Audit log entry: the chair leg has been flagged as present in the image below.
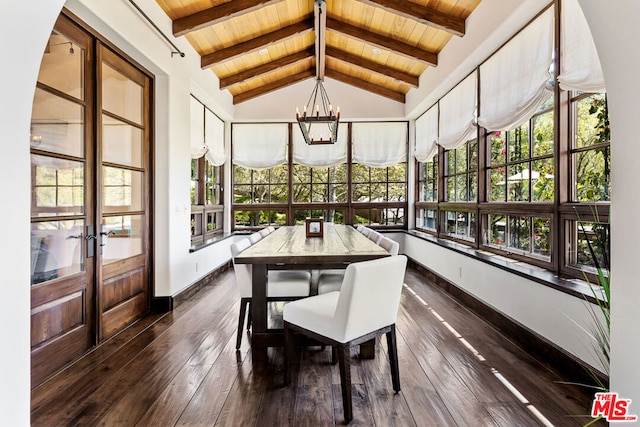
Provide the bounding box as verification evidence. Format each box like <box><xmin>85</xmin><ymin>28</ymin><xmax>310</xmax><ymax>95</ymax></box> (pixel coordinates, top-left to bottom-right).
<box><xmin>331</xmin><ymin>346</ymin><xmax>337</xmax><ymax>365</ymax></box>
<box><xmin>283</xmin><ymin>322</ymin><xmax>293</xmax><ymax>386</ymax></box>
<box><xmin>246</xmin><ymin>300</ymin><xmax>252</xmax><ymax>330</ymax></box>
<box><xmin>236</xmin><ymin>298</ymin><xmax>249</xmax><ymax>350</ymax></box>
<box><xmin>386</xmin><ymin>325</ymin><xmax>401</xmax><ymax>392</ymax></box>
<box><xmin>337</xmin><ymin>343</ymin><xmax>353</xmax><ymax>423</ymax></box>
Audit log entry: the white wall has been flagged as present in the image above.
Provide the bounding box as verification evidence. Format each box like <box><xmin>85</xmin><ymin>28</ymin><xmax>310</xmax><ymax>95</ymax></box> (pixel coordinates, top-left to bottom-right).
<box><xmin>580</xmin><ymin>0</ymin><xmax>640</xmax><ymax>412</ymax></box>
<box><xmin>0</xmin><ymin>2</ymin><xmax>65</xmax><ymax>424</ymax></box>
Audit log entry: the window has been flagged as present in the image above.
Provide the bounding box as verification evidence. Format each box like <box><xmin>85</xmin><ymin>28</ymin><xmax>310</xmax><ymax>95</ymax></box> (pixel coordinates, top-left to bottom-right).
<box><xmin>413</xmin><ymin>4</ymin><xmax>610</xmax><ymax>281</ymax></box>
<box><xmin>488</xmin><ymin>98</ymin><xmax>555</xmax><ymax>203</ymax></box>
<box><xmin>190</xmin><ymin>96</ymin><xmax>224</xmax><ymax>245</ymax></box>
<box><xmin>445</xmin><ymin>139</ymin><xmax>478</xmax><ymax>202</ymax></box>
<box><xmin>231</xmin><ymin>122</ymin><xmax>408</xmax><ymax>230</ymax></box>
<box><xmin>191</xmin><ymin>157</ymin><xmax>223</xmax><ymax>243</ymax></box>
<box><xmin>233</xmin><ymin>164</ymin><xmax>288</xmax><ymax>229</ymax></box>
<box><xmin>416</xmin><ymin>157</ymin><xmax>438</xmax><ymax>231</ymax></box>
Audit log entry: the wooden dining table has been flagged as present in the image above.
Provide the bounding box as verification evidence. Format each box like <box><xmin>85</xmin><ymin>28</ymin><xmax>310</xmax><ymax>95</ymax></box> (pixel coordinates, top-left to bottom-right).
<box><xmin>233</xmin><ymin>224</ymin><xmax>391</xmax><ymax>361</ymax></box>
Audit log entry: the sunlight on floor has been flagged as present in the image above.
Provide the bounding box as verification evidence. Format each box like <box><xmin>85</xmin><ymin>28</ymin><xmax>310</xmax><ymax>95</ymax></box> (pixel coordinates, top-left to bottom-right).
<box><xmin>402</xmin><ymin>283</ymin><xmax>555</xmax><ymax>427</ymax></box>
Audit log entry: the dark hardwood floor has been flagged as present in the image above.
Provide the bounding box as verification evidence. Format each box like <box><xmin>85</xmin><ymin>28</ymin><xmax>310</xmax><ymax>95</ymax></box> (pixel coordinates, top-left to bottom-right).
<box><xmin>31</xmin><ymin>267</ymin><xmax>603</xmax><ymax>426</ymax></box>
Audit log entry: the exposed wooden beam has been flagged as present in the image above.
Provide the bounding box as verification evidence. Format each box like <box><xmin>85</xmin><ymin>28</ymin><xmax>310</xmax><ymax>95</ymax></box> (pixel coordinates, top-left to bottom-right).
<box><xmin>201</xmin><ymin>16</ymin><xmax>314</xmax><ymax>69</ymax></box>
<box><xmin>314</xmin><ymin>0</ymin><xmax>327</xmax><ymax>80</ymax></box>
<box><xmin>233</xmin><ymin>68</ymin><xmax>316</xmax><ymax>104</ymax></box>
<box><xmin>356</xmin><ymin>0</ymin><xmax>465</xmax><ymax>37</ymax></box>
<box><xmin>326</xmin><ymin>17</ymin><xmax>438</xmax><ymax>66</ymax></box>
<box><xmin>173</xmin><ymin>0</ymin><xmax>285</xmax><ymax>37</ymax></box>
<box><xmin>325</xmin><ymin>68</ymin><xmax>406</xmax><ymax>103</ymax></box>
<box><xmin>220</xmin><ymin>48</ymin><xmax>315</xmax><ymax>89</ymax></box>
<box><xmin>325</xmin><ymin>46</ymin><xmax>419</xmax><ymax>88</ymax></box>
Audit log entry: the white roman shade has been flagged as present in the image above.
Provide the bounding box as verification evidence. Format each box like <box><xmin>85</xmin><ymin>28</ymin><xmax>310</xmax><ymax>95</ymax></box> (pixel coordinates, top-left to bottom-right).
<box><xmin>438</xmin><ymin>73</ymin><xmax>477</xmax><ymax>150</ymax></box>
<box><xmin>558</xmin><ymin>0</ymin><xmax>605</xmax><ymax>93</ymax></box>
<box><xmin>204</xmin><ymin>108</ymin><xmax>225</xmax><ymax>166</ymax></box>
<box><xmin>478</xmin><ymin>8</ymin><xmax>554</xmax><ymax>132</ymax></box>
<box><xmin>414</xmin><ymin>105</ymin><xmax>439</xmax><ymax>162</ymax></box>
<box><xmin>189</xmin><ymin>96</ymin><xmax>206</xmax><ymax>159</ymax></box>
<box><xmin>352</xmin><ymin>122</ymin><xmax>407</xmax><ymax>168</ymax></box>
<box><xmin>292</xmin><ymin>125</ymin><xmax>348</xmax><ymax>168</ymax></box>
<box><xmin>232</xmin><ymin>123</ymin><xmax>288</xmax><ymax>170</ymax></box>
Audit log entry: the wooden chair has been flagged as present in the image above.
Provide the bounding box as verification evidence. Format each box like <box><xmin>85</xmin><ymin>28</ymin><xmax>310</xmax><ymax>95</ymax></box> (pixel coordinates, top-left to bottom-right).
<box><xmin>230</xmin><ymin>237</ymin><xmax>311</xmax><ymax>349</ymax></box>
<box><xmin>283</xmin><ymin>255</ymin><xmax>407</xmax><ymax>423</ymax></box>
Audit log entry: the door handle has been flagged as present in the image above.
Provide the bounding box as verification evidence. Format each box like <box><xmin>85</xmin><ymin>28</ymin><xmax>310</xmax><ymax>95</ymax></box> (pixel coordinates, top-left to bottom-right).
<box><xmin>86</xmin><ymin>225</ymin><xmax>96</xmax><ymax>258</ymax></box>
<box><xmin>99</xmin><ymin>230</ymin><xmax>115</xmax><ymax>247</ymax></box>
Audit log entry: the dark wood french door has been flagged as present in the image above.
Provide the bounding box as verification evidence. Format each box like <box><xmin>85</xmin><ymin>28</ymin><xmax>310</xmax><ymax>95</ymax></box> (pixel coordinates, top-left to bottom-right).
<box><xmin>30</xmin><ymin>14</ymin><xmax>152</xmax><ymax>388</ymax></box>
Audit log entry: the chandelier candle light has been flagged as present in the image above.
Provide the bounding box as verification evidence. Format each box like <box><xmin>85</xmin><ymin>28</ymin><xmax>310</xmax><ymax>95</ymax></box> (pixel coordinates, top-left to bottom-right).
<box><xmin>296</xmin><ymin>79</ymin><xmax>340</xmax><ymax>145</ymax></box>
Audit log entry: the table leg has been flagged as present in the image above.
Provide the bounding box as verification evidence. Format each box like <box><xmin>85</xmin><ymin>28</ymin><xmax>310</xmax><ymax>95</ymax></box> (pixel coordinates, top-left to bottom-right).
<box><xmin>251</xmin><ymin>264</ymin><xmax>268</xmax><ymax>362</ymax></box>
<box><xmin>359</xmin><ymin>338</ymin><xmax>376</xmax><ymax>359</ymax></box>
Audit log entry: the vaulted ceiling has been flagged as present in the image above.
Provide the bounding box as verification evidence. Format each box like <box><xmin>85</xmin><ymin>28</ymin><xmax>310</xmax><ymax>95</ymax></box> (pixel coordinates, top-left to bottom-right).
<box><xmin>155</xmin><ymin>0</ymin><xmax>482</xmax><ymax>104</ymax></box>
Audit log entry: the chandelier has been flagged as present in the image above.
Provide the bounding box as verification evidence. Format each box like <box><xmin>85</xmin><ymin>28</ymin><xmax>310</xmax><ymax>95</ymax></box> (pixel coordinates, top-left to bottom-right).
<box><xmin>295</xmin><ymin>0</ymin><xmax>339</xmax><ymax>145</ymax></box>
<box><xmin>296</xmin><ymin>79</ymin><xmax>340</xmax><ymax>145</ymax></box>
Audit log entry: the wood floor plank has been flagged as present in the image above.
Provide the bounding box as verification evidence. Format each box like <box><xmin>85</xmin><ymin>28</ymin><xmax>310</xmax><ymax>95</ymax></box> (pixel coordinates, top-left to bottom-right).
<box><xmin>293</xmin><ymin>347</ymin><xmax>336</xmax><ymax>426</ymax></box>
<box><xmin>135</xmin><ymin>364</ymin><xmax>213</xmax><ymax>427</ymax></box>
<box><xmin>356</xmin><ymin>339</ymin><xmax>417</xmax><ymax>427</ymax></box>
<box><xmin>253</xmin><ymin>349</ymin><xmax>299</xmax><ymax>427</ymax></box>
<box><xmin>175</xmin><ymin>338</ymin><xmax>244</xmax><ymax>426</ymax></box>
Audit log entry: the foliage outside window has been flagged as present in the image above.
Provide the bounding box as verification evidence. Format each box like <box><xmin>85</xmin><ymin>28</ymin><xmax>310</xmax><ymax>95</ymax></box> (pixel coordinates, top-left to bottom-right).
<box><xmin>445</xmin><ymin>140</ymin><xmax>478</xmax><ymax>202</ymax></box>
<box><xmin>572</xmin><ymin>93</ymin><xmax>611</xmax><ymax>202</ymax></box>
<box><xmin>488</xmin><ymin>98</ymin><xmax>555</xmax><ymax>203</ymax></box>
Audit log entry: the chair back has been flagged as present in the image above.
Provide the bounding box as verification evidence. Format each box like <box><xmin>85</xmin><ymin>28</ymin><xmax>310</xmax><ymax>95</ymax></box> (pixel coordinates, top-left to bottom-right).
<box><xmin>357</xmin><ymin>225</ymin><xmax>371</xmax><ymax>237</ymax></box>
<box><xmin>248</xmin><ymin>232</ymin><xmax>263</xmax><ymax>244</ymax></box>
<box><xmin>333</xmin><ymin>255</ymin><xmax>407</xmax><ymax>342</ymax></box>
<box><xmin>379</xmin><ymin>237</ymin><xmax>399</xmax><ymax>256</ymax></box>
<box><xmin>367</xmin><ymin>230</ymin><xmax>383</xmax><ymax>245</ymax></box>
<box><xmin>259</xmin><ymin>228</ymin><xmax>271</xmax><ymax>238</ymax></box>
<box><xmin>230</xmin><ymin>237</ymin><xmax>253</xmax><ymax>298</ymax></box>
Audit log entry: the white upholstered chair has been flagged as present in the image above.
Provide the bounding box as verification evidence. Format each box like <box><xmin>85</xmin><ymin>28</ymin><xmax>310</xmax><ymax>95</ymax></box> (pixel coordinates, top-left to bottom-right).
<box><xmin>317</xmin><ymin>235</ymin><xmax>400</xmax><ymax>295</ymax></box>
<box><xmin>267</xmin><ymin>225</ymin><xmax>276</xmax><ymax>233</ymax></box>
<box><xmin>248</xmin><ymin>232</ymin><xmax>262</xmax><ymax>244</ymax></box>
<box><xmin>230</xmin><ymin>237</ymin><xmax>311</xmax><ymax>349</ymax></box>
<box><xmin>367</xmin><ymin>229</ymin><xmax>383</xmax><ymax>245</ymax></box>
<box><xmin>258</xmin><ymin>227</ymin><xmax>271</xmax><ymax>238</ymax></box>
<box><xmin>283</xmin><ymin>255</ymin><xmax>408</xmax><ymax>423</ymax></box>
<box><xmin>378</xmin><ymin>236</ymin><xmax>400</xmax><ymax>256</ymax></box>
<box><xmin>356</xmin><ymin>225</ymin><xmax>371</xmax><ymax>237</ymax></box>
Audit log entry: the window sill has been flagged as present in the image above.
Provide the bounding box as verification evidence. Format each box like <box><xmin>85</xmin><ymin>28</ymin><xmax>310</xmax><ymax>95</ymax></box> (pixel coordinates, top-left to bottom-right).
<box><xmin>404</xmin><ymin>229</ymin><xmax>604</xmax><ymax>303</ymax></box>
<box><xmin>189</xmin><ymin>231</ymin><xmax>250</xmax><ymax>252</ymax></box>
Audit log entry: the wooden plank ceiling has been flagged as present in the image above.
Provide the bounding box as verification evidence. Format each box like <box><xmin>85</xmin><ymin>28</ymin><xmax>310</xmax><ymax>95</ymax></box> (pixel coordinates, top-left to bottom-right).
<box><xmin>155</xmin><ymin>0</ymin><xmax>482</xmax><ymax>104</ymax></box>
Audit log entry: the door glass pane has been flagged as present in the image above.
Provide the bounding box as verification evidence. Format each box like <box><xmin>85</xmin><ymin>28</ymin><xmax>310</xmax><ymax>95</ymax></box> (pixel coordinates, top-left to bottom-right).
<box><xmin>102</xmin><ymin>167</ymin><xmax>143</xmax><ymax>213</ymax></box>
<box><xmin>102</xmin><ymin>63</ymin><xmax>142</xmax><ymax>125</ymax></box>
<box><xmin>31</xmin><ymin>220</ymin><xmax>84</xmax><ymax>285</ymax></box>
<box><xmin>32</xmin><ymin>155</ymin><xmax>84</xmax><ymax>217</ymax></box>
<box><xmin>38</xmin><ymin>32</ymin><xmax>84</xmax><ymax>100</ymax></box>
<box><xmin>102</xmin><ymin>215</ymin><xmax>143</xmax><ymax>264</ymax></box>
<box><xmin>102</xmin><ymin>115</ymin><xmax>143</xmax><ymax>168</ymax></box>
<box><xmin>31</xmin><ymin>88</ymin><xmax>84</xmax><ymax>157</ymax></box>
